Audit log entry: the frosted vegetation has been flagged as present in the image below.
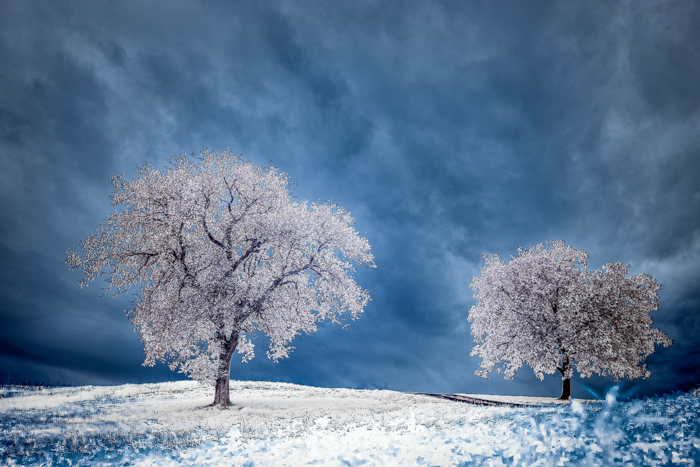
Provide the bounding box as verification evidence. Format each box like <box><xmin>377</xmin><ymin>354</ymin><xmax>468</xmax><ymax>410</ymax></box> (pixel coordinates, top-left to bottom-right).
<box><xmin>469</xmin><ymin>240</ymin><xmax>672</xmax><ymax>400</ymax></box>
<box><xmin>2</xmin><ymin>381</ymin><xmax>700</xmax><ymax>466</ymax></box>
<box><xmin>66</xmin><ymin>150</ymin><xmax>374</xmax><ymax>407</ymax></box>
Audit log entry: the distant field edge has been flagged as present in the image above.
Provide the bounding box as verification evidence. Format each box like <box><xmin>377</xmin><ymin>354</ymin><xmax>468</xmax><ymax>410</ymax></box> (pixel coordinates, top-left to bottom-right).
<box><xmin>415</xmin><ymin>393</ymin><xmax>602</xmax><ymax>407</ymax></box>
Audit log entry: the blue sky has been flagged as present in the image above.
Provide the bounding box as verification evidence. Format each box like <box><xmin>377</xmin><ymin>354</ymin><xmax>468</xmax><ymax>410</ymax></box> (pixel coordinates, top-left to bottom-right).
<box><xmin>1</xmin><ymin>0</ymin><xmax>699</xmax><ymax>399</ymax></box>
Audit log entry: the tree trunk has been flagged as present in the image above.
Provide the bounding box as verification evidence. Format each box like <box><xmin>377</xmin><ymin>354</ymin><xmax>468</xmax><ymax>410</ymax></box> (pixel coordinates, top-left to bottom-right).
<box><xmin>213</xmin><ymin>362</ymin><xmax>232</xmax><ymax>407</ymax></box>
<box><xmin>559</xmin><ymin>377</ymin><xmax>571</xmax><ymax>401</ymax></box>
<box><xmin>212</xmin><ymin>331</ymin><xmax>238</xmax><ymax>408</ymax></box>
<box><xmin>557</xmin><ymin>349</ymin><xmax>571</xmax><ymax>401</ymax></box>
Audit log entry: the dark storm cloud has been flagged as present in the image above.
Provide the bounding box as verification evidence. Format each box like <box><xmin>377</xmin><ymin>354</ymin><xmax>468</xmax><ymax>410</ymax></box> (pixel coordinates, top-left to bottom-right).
<box><xmin>1</xmin><ymin>0</ymin><xmax>698</xmax><ymax>397</ymax></box>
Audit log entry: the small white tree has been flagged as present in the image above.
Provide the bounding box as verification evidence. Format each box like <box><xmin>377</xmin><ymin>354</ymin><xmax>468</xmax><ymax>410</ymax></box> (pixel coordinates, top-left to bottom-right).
<box><xmin>468</xmin><ymin>240</ymin><xmax>672</xmax><ymax>400</ymax></box>
<box><xmin>66</xmin><ymin>149</ymin><xmax>375</xmax><ymax>407</ymax></box>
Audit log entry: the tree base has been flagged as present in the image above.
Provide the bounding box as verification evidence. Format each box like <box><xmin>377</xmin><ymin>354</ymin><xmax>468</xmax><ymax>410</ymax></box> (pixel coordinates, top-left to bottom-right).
<box><xmin>558</xmin><ymin>377</ymin><xmax>571</xmax><ymax>400</ymax></box>
<box><xmin>204</xmin><ymin>402</ymin><xmax>231</xmax><ymax>409</ymax></box>
<box><xmin>213</xmin><ymin>374</ymin><xmax>232</xmax><ymax>408</ymax></box>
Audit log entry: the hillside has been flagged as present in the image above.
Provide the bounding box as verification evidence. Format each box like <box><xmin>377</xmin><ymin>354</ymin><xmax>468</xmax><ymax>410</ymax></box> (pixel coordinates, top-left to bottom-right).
<box><xmin>1</xmin><ymin>381</ymin><xmax>698</xmax><ymax>465</ymax></box>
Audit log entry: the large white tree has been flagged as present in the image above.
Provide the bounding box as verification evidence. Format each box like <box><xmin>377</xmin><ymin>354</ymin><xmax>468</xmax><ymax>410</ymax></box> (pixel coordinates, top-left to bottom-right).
<box><xmin>468</xmin><ymin>240</ymin><xmax>672</xmax><ymax>400</ymax></box>
<box><xmin>66</xmin><ymin>149</ymin><xmax>375</xmax><ymax>407</ymax></box>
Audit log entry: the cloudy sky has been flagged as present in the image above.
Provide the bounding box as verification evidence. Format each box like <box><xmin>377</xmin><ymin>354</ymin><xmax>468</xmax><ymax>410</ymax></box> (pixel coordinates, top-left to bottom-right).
<box><xmin>1</xmin><ymin>0</ymin><xmax>699</xmax><ymax>399</ymax></box>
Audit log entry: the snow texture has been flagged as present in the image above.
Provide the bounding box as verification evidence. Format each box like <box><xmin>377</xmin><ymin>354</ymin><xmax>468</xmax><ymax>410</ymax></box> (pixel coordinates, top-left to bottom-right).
<box><xmin>2</xmin><ymin>381</ymin><xmax>700</xmax><ymax>466</ymax></box>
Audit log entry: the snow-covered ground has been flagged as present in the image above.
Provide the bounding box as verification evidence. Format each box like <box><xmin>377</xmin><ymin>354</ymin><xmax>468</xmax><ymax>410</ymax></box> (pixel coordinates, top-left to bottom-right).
<box><xmin>456</xmin><ymin>394</ymin><xmax>581</xmax><ymax>405</ymax></box>
<box><xmin>1</xmin><ymin>381</ymin><xmax>699</xmax><ymax>466</ymax></box>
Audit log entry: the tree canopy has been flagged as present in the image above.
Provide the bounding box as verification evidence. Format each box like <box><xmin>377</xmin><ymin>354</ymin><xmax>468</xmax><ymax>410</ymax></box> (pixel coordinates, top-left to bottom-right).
<box><xmin>468</xmin><ymin>240</ymin><xmax>672</xmax><ymax>399</ymax></box>
<box><xmin>67</xmin><ymin>149</ymin><xmax>375</xmax><ymax>406</ymax></box>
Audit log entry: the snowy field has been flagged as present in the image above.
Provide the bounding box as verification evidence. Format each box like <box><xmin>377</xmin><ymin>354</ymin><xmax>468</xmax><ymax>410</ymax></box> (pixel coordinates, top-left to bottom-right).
<box><xmin>1</xmin><ymin>381</ymin><xmax>699</xmax><ymax>466</ymax></box>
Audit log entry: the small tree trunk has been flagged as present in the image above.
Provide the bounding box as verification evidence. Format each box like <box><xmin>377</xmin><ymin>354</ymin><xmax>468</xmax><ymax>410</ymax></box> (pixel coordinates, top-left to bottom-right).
<box><xmin>212</xmin><ymin>331</ymin><xmax>238</xmax><ymax>408</ymax></box>
<box><xmin>557</xmin><ymin>349</ymin><xmax>571</xmax><ymax>401</ymax></box>
<box><xmin>559</xmin><ymin>377</ymin><xmax>571</xmax><ymax>400</ymax></box>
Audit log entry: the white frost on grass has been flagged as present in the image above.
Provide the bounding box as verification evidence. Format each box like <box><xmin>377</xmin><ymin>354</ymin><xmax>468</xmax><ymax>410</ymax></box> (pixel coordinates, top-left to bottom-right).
<box><xmin>1</xmin><ymin>381</ymin><xmax>492</xmax><ymax>459</ymax></box>
<box><xmin>2</xmin><ymin>381</ymin><xmax>700</xmax><ymax>466</ymax></box>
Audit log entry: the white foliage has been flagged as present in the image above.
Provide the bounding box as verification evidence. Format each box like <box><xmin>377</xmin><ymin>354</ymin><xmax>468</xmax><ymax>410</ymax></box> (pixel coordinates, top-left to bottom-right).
<box><xmin>67</xmin><ymin>149</ymin><xmax>375</xmax><ymax>384</ymax></box>
<box><xmin>468</xmin><ymin>240</ymin><xmax>672</xmax><ymax>383</ymax></box>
